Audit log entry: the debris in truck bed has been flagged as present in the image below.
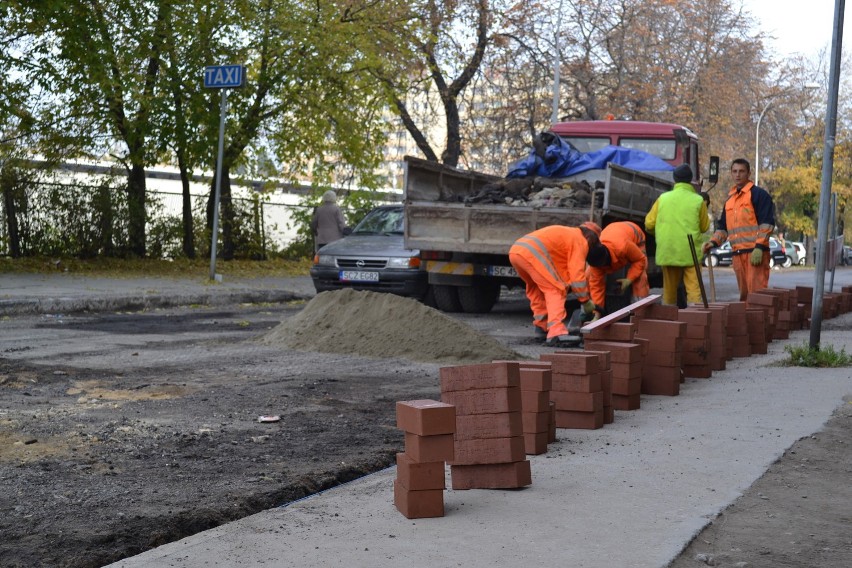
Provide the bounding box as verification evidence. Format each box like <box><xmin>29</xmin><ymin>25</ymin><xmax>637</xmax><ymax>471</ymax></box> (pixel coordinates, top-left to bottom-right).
<box><xmin>260</xmin><ymin>289</ymin><xmax>523</xmax><ymax>364</ymax></box>
<box><xmin>459</xmin><ymin>177</ymin><xmax>601</xmax><ymax>208</ymax></box>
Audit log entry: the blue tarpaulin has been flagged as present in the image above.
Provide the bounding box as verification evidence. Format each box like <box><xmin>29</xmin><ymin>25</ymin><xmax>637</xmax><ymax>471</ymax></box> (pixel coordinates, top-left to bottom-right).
<box><xmin>507</xmin><ymin>133</ymin><xmax>674</xmax><ymax>179</ymax></box>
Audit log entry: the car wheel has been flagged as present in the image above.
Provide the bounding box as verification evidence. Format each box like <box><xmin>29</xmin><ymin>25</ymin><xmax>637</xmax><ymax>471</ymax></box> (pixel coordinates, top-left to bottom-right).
<box><xmin>457</xmin><ymin>282</ymin><xmax>501</xmax><ymax>313</ymax></box>
<box><xmin>710</xmin><ymin>255</ymin><xmax>719</xmax><ymax>267</ymax></box>
<box><xmin>431</xmin><ymin>284</ymin><xmax>463</xmax><ymax>312</ymax></box>
<box><xmin>769</xmin><ymin>257</ymin><xmax>775</xmax><ymax>268</ymax></box>
<box><xmin>783</xmin><ymin>255</ymin><xmax>793</xmax><ymax>268</ymax></box>
<box><xmin>799</xmin><ymin>258</ymin><xmax>806</xmax><ymax>266</ymax></box>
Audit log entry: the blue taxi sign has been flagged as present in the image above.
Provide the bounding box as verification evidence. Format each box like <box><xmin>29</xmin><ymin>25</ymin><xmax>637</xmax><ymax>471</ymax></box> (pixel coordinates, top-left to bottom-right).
<box><xmin>203</xmin><ymin>65</ymin><xmax>245</xmax><ymax>89</ymax></box>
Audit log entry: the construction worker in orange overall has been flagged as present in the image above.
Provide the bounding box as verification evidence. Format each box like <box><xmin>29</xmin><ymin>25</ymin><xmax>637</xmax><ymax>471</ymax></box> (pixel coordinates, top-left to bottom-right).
<box><xmin>586</xmin><ymin>221</ymin><xmax>650</xmax><ymax>312</ymax></box>
<box><xmin>702</xmin><ymin>158</ymin><xmax>775</xmax><ymax>300</ymax></box>
<box><xmin>509</xmin><ymin>221</ymin><xmax>601</xmax><ymax>346</ymax></box>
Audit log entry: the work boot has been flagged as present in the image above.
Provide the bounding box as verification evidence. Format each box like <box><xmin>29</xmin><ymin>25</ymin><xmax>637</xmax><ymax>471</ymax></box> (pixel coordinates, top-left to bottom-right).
<box><xmin>534</xmin><ymin>327</ymin><xmax>547</xmax><ymax>342</ymax></box>
<box><xmin>545</xmin><ymin>334</ymin><xmax>582</xmax><ymax>347</ymax></box>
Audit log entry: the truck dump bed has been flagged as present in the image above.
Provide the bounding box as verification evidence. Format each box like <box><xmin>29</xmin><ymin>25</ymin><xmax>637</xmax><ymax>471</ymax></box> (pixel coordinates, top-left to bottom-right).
<box><xmin>403</xmin><ymin>156</ymin><xmax>672</xmax><ymax>255</ymax></box>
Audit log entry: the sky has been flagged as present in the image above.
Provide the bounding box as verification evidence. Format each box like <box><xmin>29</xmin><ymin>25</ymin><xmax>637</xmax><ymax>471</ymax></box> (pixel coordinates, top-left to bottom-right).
<box><xmin>741</xmin><ymin>0</ymin><xmax>847</xmax><ymax>58</ymax></box>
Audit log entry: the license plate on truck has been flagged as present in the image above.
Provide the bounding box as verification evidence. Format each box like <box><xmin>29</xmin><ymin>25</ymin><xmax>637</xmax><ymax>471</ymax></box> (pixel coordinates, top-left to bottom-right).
<box><xmin>339</xmin><ymin>271</ymin><xmax>379</xmax><ymax>282</ymax></box>
<box><xmin>488</xmin><ymin>266</ymin><xmax>517</xmax><ymax>277</ymax></box>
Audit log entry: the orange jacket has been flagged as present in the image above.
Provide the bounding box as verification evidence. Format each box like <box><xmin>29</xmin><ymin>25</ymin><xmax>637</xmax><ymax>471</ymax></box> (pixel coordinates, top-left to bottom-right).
<box><xmin>587</xmin><ymin>222</ymin><xmax>647</xmax><ymax>306</ymax></box>
<box><xmin>509</xmin><ymin>225</ymin><xmax>590</xmax><ymax>303</ymax></box>
<box><xmin>710</xmin><ymin>182</ymin><xmax>775</xmax><ymax>253</ymax></box>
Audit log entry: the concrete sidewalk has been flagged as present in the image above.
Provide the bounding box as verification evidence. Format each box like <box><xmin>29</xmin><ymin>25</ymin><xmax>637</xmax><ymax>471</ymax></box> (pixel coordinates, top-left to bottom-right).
<box><xmin>0</xmin><ymin>272</ymin><xmax>315</xmax><ymax>316</ymax></box>
<box><xmin>104</xmin><ymin>330</ymin><xmax>852</xmax><ymax>567</ymax></box>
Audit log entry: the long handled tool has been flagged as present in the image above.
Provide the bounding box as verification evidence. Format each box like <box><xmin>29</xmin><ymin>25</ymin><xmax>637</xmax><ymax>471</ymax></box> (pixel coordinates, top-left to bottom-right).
<box><xmin>706</xmin><ymin>251</ymin><xmax>716</xmax><ymax>302</ymax></box>
<box><xmin>687</xmin><ymin>234</ymin><xmax>708</xmax><ymax>308</ymax></box>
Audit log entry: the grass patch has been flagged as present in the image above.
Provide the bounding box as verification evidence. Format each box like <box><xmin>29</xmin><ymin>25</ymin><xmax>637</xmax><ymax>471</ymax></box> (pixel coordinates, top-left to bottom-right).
<box><xmin>0</xmin><ymin>256</ymin><xmax>312</xmax><ymax>279</ymax></box>
<box><xmin>782</xmin><ymin>342</ymin><xmax>852</xmax><ymax>367</ymax></box>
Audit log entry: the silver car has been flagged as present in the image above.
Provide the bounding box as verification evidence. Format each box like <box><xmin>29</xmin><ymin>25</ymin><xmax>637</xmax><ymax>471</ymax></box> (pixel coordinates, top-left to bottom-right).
<box><xmin>310</xmin><ymin>205</ymin><xmax>429</xmax><ymax>299</ymax></box>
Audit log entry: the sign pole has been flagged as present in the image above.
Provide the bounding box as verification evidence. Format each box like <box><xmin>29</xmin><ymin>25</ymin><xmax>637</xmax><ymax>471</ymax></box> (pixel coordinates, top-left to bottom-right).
<box><xmin>209</xmin><ymin>88</ymin><xmax>227</xmax><ymax>281</ymax></box>
<box><xmin>203</xmin><ymin>64</ymin><xmax>245</xmax><ymax>282</ymax></box>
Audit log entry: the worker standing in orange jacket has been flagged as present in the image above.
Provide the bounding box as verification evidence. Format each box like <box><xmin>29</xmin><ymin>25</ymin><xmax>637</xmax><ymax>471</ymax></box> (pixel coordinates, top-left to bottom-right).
<box><xmin>509</xmin><ymin>221</ymin><xmax>602</xmax><ymax>346</ymax></box>
<box><xmin>701</xmin><ymin>158</ymin><xmax>776</xmax><ymax>300</ymax></box>
<box><xmin>586</xmin><ymin>221</ymin><xmax>650</xmax><ymax>312</ymax></box>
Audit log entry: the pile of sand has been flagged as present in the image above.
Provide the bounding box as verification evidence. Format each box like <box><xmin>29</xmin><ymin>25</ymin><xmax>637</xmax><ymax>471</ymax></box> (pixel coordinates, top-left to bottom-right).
<box><xmin>260</xmin><ymin>289</ymin><xmax>523</xmax><ymax>364</ymax></box>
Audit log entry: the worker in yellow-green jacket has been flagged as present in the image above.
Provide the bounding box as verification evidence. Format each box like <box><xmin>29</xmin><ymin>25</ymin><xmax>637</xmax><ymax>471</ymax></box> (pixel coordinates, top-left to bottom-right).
<box><xmin>645</xmin><ymin>164</ymin><xmax>709</xmax><ymax>305</ymax></box>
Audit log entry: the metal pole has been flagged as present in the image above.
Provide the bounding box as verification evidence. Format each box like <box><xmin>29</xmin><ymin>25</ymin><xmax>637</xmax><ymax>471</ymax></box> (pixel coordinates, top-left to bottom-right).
<box><xmin>810</xmin><ymin>0</ymin><xmax>845</xmax><ymax>348</ymax></box>
<box><xmin>754</xmin><ymin>101</ymin><xmax>772</xmax><ymax>186</ymax></box>
<box><xmin>829</xmin><ymin>192</ymin><xmax>838</xmax><ymax>292</ymax></box>
<box><xmin>209</xmin><ymin>89</ymin><xmax>228</xmax><ymax>281</ymax></box>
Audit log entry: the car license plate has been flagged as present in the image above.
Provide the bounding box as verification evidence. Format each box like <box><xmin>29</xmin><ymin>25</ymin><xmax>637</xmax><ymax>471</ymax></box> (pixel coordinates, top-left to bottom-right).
<box><xmin>339</xmin><ymin>270</ymin><xmax>379</xmax><ymax>282</ymax></box>
<box><xmin>489</xmin><ymin>265</ymin><xmax>518</xmax><ymax>277</ymax></box>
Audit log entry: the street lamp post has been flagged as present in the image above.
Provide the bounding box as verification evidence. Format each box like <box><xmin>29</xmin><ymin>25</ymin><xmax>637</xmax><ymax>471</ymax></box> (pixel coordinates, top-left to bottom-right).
<box><xmin>754</xmin><ymin>100</ymin><xmax>774</xmax><ymax>186</ymax></box>
<box><xmin>754</xmin><ymin>85</ymin><xmax>820</xmax><ymax>186</ymax></box>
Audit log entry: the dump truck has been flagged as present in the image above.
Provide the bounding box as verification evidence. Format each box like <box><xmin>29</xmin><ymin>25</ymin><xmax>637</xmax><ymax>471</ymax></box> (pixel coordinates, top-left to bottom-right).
<box><xmin>403</xmin><ymin>120</ymin><xmax>717</xmax><ymax>314</ymax></box>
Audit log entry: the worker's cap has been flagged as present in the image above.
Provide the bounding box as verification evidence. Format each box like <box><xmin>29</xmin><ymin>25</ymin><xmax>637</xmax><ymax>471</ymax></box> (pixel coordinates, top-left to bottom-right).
<box><xmin>580</xmin><ymin>221</ymin><xmax>602</xmax><ymax>237</ymax></box>
<box><xmin>673</xmin><ymin>164</ymin><xmax>693</xmax><ymax>183</ymax></box>
<box><xmin>587</xmin><ymin>244</ymin><xmax>612</xmax><ymax>267</ymax></box>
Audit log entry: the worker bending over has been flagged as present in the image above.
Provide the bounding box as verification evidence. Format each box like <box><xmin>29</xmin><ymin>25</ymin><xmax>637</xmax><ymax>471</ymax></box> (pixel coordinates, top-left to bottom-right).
<box><xmin>702</xmin><ymin>158</ymin><xmax>775</xmax><ymax>300</ymax></box>
<box><xmin>586</xmin><ymin>221</ymin><xmax>650</xmax><ymax>312</ymax></box>
<box><xmin>509</xmin><ymin>222</ymin><xmax>601</xmax><ymax>346</ymax></box>
<box><xmin>645</xmin><ymin>164</ymin><xmax>710</xmax><ymax>305</ymax></box>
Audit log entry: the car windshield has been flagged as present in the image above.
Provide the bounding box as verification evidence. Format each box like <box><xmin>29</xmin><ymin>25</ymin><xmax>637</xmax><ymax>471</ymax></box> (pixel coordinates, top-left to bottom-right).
<box><xmin>352</xmin><ymin>207</ymin><xmax>404</xmax><ymax>236</ymax></box>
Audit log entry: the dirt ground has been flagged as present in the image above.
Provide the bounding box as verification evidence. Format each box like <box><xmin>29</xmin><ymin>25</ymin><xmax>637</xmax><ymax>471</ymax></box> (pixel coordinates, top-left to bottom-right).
<box><xmin>1</xmin><ymin>291</ymin><xmax>850</xmax><ymax>567</ymax></box>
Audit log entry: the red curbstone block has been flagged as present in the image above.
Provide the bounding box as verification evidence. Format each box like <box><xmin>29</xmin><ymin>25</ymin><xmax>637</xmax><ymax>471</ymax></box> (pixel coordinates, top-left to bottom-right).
<box><xmin>394</xmin><ymin>479</ymin><xmax>444</xmax><ymax>519</ymax></box>
<box><xmin>584</xmin><ymin>322</ymin><xmax>637</xmax><ymax>342</ymax></box>
<box><xmin>611</xmin><ymin>377</ymin><xmax>641</xmax><ymax>396</ymax></box>
<box><xmin>612</xmin><ymin>393</ymin><xmax>641</xmax><ymax>411</ymax></box>
<box><xmin>551</xmin><ymin>372</ymin><xmax>602</xmax><ymax>393</ymax></box>
<box><xmin>396</xmin><ymin>453</ymin><xmax>445</xmax><ymax>490</ymax></box>
<box><xmin>396</xmin><ymin>400</ymin><xmax>456</xmax><ymax>436</ymax></box>
<box><xmin>643</xmin><ymin>349</ymin><xmax>682</xmax><ymax>367</ymax></box>
<box><xmin>441</xmin><ymin>387</ymin><xmax>522</xmax><ymax>415</ymax></box>
<box><xmin>682</xmin><ymin>364</ymin><xmax>713</xmax><ymax>378</ymax></box>
<box><xmin>521</xmin><ymin>389</ymin><xmax>551</xmax><ymax>413</ymax></box>
<box><xmin>634</xmin><ymin>303</ymin><xmax>680</xmax><ymax>321</ymax></box>
<box><xmin>551</xmin><ymin>390</ymin><xmax>604</xmax><ymax>412</ymax></box>
<box><xmin>518</xmin><ymin>367</ymin><xmax>552</xmax><ymax>392</ymax></box>
<box><xmin>523</xmin><ymin>432</ymin><xmax>549</xmax><ymax>455</ymax></box>
<box><xmin>583</xmin><ymin>341</ymin><xmax>643</xmax><ymax>363</ymax></box>
<box><xmin>549</xmin><ymin>401</ymin><xmax>557</xmax><ymax>442</ymax></box>
<box><xmin>454</xmin><ymin>412</ymin><xmax>522</xmax><ymax>440</ymax></box>
<box><xmin>604</xmin><ymin>405</ymin><xmax>615</xmax><ymax>424</ymax></box>
<box><xmin>640</xmin><ymin>371</ymin><xmax>680</xmax><ymax>396</ymax></box>
<box><xmin>555</xmin><ymin>409</ymin><xmax>604</xmax><ymax>429</ymax></box>
<box><xmin>633</xmin><ymin>318</ymin><xmax>687</xmax><ymax>338</ymax></box>
<box><xmin>404</xmin><ymin>432</ymin><xmax>455</xmax><ymax>463</ymax></box>
<box><xmin>610</xmin><ymin>361</ymin><xmax>643</xmax><ymax>379</ymax></box>
<box><xmin>578</xmin><ymin>349</ymin><xmax>612</xmax><ymax>370</ymax></box>
<box><xmin>450</xmin><ymin>460</ymin><xmax>532</xmax><ymax>490</ymax></box>
<box><xmin>450</xmin><ymin>435</ymin><xmax>526</xmax><ymax>465</ymax></box>
<box><xmin>539</xmin><ymin>352</ymin><xmax>600</xmax><ymax>374</ymax></box>
<box><xmin>522</xmin><ymin>411</ymin><xmax>551</xmax><ymax>433</ymax></box>
<box><xmin>439</xmin><ymin>362</ymin><xmax>520</xmax><ymax>392</ymax></box>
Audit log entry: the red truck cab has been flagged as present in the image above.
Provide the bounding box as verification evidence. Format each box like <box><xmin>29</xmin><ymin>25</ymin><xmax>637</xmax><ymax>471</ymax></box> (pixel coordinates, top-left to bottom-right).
<box><xmin>550</xmin><ymin>120</ymin><xmax>702</xmax><ymax>181</ymax></box>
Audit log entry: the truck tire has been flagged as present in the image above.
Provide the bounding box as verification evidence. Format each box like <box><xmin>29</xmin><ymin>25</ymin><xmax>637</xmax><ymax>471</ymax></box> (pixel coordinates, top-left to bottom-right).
<box><xmin>458</xmin><ymin>282</ymin><xmax>501</xmax><ymax>313</ymax></box>
<box><xmin>432</xmin><ymin>284</ymin><xmax>463</xmax><ymax>312</ymax></box>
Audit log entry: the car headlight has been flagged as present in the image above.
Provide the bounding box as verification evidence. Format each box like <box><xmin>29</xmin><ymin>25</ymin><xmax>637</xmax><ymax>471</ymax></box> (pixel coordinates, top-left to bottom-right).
<box><xmin>386</xmin><ymin>256</ymin><xmax>421</xmax><ymax>269</ymax></box>
<box><xmin>315</xmin><ymin>254</ymin><xmax>337</xmax><ymax>267</ymax></box>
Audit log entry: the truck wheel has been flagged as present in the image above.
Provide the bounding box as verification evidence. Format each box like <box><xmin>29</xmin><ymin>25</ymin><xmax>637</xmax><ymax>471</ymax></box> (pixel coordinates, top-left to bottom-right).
<box><xmin>432</xmin><ymin>284</ymin><xmax>463</xmax><ymax>312</ymax></box>
<box><xmin>458</xmin><ymin>283</ymin><xmax>501</xmax><ymax>313</ymax></box>
<box><xmin>421</xmin><ymin>285</ymin><xmax>438</xmax><ymax>309</ymax></box>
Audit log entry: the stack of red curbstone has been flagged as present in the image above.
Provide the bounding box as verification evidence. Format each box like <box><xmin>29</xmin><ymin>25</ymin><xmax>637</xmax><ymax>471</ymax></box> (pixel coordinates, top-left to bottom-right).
<box><xmin>440</xmin><ymin>362</ymin><xmax>532</xmax><ymax>490</ymax></box>
<box><xmin>540</xmin><ymin>351</ymin><xmax>608</xmax><ymax>429</ymax></box>
<box><xmin>394</xmin><ymin>399</ymin><xmax>456</xmax><ymax>519</ymax></box>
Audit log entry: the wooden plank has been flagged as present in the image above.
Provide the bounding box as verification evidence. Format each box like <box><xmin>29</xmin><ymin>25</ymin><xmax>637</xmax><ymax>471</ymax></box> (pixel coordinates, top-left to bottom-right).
<box><xmin>578</xmin><ymin>295</ymin><xmax>662</xmax><ymax>334</ymax></box>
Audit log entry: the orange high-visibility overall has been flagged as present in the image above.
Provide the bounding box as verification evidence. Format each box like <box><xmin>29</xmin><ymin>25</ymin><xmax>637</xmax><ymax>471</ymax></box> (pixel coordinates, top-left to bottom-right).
<box><xmin>509</xmin><ymin>226</ymin><xmax>590</xmax><ymax>339</ymax></box>
<box><xmin>587</xmin><ymin>221</ymin><xmax>650</xmax><ymax>308</ymax></box>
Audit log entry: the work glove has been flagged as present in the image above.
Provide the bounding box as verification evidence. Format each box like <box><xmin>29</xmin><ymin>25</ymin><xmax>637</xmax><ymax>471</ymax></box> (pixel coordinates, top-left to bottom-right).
<box><xmin>582</xmin><ymin>299</ymin><xmax>596</xmax><ymax>314</ymax></box>
<box><xmin>590</xmin><ymin>311</ymin><xmax>601</xmax><ymax>323</ymax></box>
<box><xmin>750</xmin><ymin>248</ymin><xmax>763</xmax><ymax>266</ymax></box>
<box><xmin>702</xmin><ymin>241</ymin><xmax>715</xmax><ymax>254</ymax></box>
<box><xmin>616</xmin><ymin>278</ymin><xmax>633</xmax><ymax>293</ymax></box>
